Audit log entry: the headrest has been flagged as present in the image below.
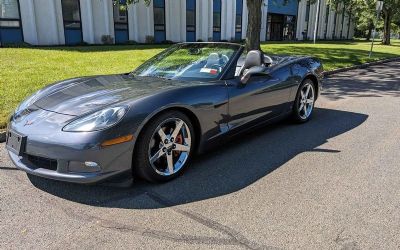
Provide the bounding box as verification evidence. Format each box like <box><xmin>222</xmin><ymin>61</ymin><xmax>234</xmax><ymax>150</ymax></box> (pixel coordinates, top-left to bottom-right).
<box><xmin>243</xmin><ymin>50</ymin><xmax>263</xmax><ymax>68</ymax></box>
<box><xmin>205</xmin><ymin>53</ymin><xmax>220</xmax><ymax>67</ymax></box>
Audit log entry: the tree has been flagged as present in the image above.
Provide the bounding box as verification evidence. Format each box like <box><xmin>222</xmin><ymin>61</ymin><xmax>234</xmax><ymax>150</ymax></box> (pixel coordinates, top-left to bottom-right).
<box><xmin>381</xmin><ymin>0</ymin><xmax>400</xmax><ymax>45</ymax></box>
<box><xmin>245</xmin><ymin>0</ymin><xmax>263</xmax><ymax>50</ymax></box>
<box><xmin>329</xmin><ymin>0</ymin><xmax>400</xmax><ymax>45</ymax></box>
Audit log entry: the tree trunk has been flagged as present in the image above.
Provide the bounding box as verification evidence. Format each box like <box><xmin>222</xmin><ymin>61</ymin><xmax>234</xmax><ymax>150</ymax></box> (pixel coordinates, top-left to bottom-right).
<box><xmin>382</xmin><ymin>9</ymin><xmax>392</xmax><ymax>45</ymax></box>
<box><xmin>245</xmin><ymin>0</ymin><xmax>262</xmax><ymax>51</ymax></box>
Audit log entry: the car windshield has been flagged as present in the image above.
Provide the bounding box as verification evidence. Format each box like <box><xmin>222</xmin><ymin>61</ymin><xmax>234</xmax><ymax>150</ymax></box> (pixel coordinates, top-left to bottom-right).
<box><xmin>132</xmin><ymin>43</ymin><xmax>241</xmax><ymax>80</ymax></box>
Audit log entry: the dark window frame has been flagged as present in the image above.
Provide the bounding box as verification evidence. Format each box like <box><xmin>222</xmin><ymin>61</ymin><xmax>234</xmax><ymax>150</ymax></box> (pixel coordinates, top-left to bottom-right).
<box><xmin>113</xmin><ymin>1</ymin><xmax>129</xmax><ymax>32</ymax></box>
<box><xmin>235</xmin><ymin>0</ymin><xmax>243</xmax><ymax>34</ymax></box>
<box><xmin>61</xmin><ymin>0</ymin><xmax>83</xmax><ymax>30</ymax></box>
<box><xmin>153</xmin><ymin>0</ymin><xmax>166</xmax><ymax>32</ymax></box>
<box><xmin>0</xmin><ymin>0</ymin><xmax>23</xmax><ymax>31</ymax></box>
<box><xmin>213</xmin><ymin>0</ymin><xmax>221</xmax><ymax>33</ymax></box>
<box><xmin>266</xmin><ymin>13</ymin><xmax>296</xmax><ymax>41</ymax></box>
<box><xmin>186</xmin><ymin>0</ymin><xmax>196</xmax><ymax>34</ymax></box>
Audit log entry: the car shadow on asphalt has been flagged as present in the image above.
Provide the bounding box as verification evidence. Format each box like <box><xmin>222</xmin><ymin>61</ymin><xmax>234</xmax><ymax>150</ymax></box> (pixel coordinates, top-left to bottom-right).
<box><xmin>323</xmin><ymin>63</ymin><xmax>400</xmax><ymax>100</ymax></box>
<box><xmin>28</xmin><ymin>108</ymin><xmax>368</xmax><ymax>209</ymax></box>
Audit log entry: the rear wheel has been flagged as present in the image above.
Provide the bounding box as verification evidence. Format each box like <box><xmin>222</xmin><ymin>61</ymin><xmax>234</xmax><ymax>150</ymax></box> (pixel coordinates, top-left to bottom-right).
<box><xmin>292</xmin><ymin>79</ymin><xmax>316</xmax><ymax>123</ymax></box>
<box><xmin>134</xmin><ymin>111</ymin><xmax>195</xmax><ymax>182</ymax></box>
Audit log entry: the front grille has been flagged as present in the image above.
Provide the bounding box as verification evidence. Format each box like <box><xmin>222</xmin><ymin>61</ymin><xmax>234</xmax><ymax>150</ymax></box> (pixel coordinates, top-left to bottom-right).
<box><xmin>25</xmin><ymin>154</ymin><xmax>58</xmax><ymax>171</ymax></box>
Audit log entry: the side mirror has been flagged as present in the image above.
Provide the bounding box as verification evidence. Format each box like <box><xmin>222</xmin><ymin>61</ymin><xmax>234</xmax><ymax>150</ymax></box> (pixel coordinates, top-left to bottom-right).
<box><xmin>240</xmin><ymin>66</ymin><xmax>267</xmax><ymax>84</ymax></box>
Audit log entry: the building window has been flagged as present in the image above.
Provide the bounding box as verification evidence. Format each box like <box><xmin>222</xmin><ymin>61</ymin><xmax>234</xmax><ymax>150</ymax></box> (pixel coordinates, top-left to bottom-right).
<box><xmin>113</xmin><ymin>0</ymin><xmax>129</xmax><ymax>44</ymax></box>
<box><xmin>267</xmin><ymin>14</ymin><xmax>284</xmax><ymax>41</ymax></box>
<box><xmin>283</xmin><ymin>15</ymin><xmax>296</xmax><ymax>40</ymax></box>
<box><xmin>62</xmin><ymin>0</ymin><xmax>81</xmax><ymax>29</ymax></box>
<box><xmin>213</xmin><ymin>0</ymin><xmax>221</xmax><ymax>41</ymax></box>
<box><xmin>0</xmin><ymin>0</ymin><xmax>23</xmax><ymax>44</ymax></box>
<box><xmin>153</xmin><ymin>0</ymin><xmax>165</xmax><ymax>43</ymax></box>
<box><xmin>0</xmin><ymin>0</ymin><xmax>21</xmax><ymax>28</ymax></box>
<box><xmin>186</xmin><ymin>0</ymin><xmax>195</xmax><ymax>41</ymax></box>
<box><xmin>61</xmin><ymin>0</ymin><xmax>82</xmax><ymax>44</ymax></box>
<box><xmin>235</xmin><ymin>0</ymin><xmax>243</xmax><ymax>40</ymax></box>
<box><xmin>267</xmin><ymin>13</ymin><xmax>296</xmax><ymax>41</ymax></box>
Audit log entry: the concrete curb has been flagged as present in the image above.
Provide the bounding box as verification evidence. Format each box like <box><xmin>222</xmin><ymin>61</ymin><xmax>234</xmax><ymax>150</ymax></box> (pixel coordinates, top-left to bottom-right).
<box><xmin>324</xmin><ymin>57</ymin><xmax>400</xmax><ymax>76</ymax></box>
<box><xmin>0</xmin><ymin>131</ymin><xmax>6</xmax><ymax>143</ymax></box>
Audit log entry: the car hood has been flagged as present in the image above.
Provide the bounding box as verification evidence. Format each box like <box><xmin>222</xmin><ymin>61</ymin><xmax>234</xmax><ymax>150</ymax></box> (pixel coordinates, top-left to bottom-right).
<box><xmin>32</xmin><ymin>74</ymin><xmax>190</xmax><ymax>116</ymax></box>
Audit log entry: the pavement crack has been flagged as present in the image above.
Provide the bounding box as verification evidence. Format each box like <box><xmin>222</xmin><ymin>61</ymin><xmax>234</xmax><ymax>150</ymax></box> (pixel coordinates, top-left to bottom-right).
<box><xmin>146</xmin><ymin>191</ymin><xmax>278</xmax><ymax>250</ymax></box>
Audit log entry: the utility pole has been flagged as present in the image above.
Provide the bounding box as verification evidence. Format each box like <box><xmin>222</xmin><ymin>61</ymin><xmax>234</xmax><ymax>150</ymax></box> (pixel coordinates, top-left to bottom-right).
<box><xmin>369</xmin><ymin>1</ymin><xmax>383</xmax><ymax>58</ymax></box>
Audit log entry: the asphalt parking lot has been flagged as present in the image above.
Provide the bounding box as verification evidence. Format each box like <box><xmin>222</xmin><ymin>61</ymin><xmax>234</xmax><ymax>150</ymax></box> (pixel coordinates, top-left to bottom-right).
<box><xmin>1</xmin><ymin>61</ymin><xmax>399</xmax><ymax>249</ymax></box>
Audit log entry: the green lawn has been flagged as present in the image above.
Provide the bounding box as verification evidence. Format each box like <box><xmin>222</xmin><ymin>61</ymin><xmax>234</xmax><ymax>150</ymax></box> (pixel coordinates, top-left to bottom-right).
<box><xmin>1</xmin><ymin>40</ymin><xmax>399</xmax><ymax>128</ymax></box>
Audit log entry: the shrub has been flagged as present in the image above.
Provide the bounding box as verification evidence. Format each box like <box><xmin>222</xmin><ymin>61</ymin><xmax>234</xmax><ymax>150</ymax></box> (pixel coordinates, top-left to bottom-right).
<box><xmin>101</xmin><ymin>35</ymin><xmax>114</xmax><ymax>45</ymax></box>
<box><xmin>161</xmin><ymin>40</ymin><xmax>174</xmax><ymax>44</ymax></box>
<box><xmin>145</xmin><ymin>35</ymin><xmax>155</xmax><ymax>44</ymax></box>
<box><xmin>127</xmin><ymin>40</ymin><xmax>138</xmax><ymax>44</ymax></box>
<box><xmin>1</xmin><ymin>42</ymin><xmax>31</xmax><ymax>48</ymax></box>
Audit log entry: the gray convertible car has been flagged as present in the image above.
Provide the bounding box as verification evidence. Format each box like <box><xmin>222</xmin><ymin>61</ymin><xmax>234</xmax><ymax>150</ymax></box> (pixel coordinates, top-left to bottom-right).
<box><xmin>6</xmin><ymin>42</ymin><xmax>323</xmax><ymax>184</ymax></box>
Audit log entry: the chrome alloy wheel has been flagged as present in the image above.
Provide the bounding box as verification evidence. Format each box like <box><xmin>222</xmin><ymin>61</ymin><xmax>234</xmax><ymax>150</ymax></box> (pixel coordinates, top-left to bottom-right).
<box><xmin>148</xmin><ymin>118</ymin><xmax>192</xmax><ymax>176</ymax></box>
<box><xmin>298</xmin><ymin>82</ymin><xmax>315</xmax><ymax>120</ymax></box>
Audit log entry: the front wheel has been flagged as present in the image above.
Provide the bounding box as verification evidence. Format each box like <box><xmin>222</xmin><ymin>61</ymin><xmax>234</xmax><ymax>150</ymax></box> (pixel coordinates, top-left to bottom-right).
<box><xmin>134</xmin><ymin>111</ymin><xmax>195</xmax><ymax>183</ymax></box>
<box><xmin>292</xmin><ymin>79</ymin><xmax>316</xmax><ymax>123</ymax></box>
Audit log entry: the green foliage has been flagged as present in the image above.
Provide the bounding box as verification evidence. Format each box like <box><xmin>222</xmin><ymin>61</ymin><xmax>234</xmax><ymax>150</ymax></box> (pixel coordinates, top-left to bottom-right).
<box><xmin>125</xmin><ymin>0</ymin><xmax>151</xmax><ymax>5</ymax></box>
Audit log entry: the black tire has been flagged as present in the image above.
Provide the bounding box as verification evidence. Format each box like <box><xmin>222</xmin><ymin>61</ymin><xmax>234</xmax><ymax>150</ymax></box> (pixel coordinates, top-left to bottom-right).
<box><xmin>292</xmin><ymin>78</ymin><xmax>316</xmax><ymax>123</ymax></box>
<box><xmin>133</xmin><ymin>110</ymin><xmax>195</xmax><ymax>183</ymax></box>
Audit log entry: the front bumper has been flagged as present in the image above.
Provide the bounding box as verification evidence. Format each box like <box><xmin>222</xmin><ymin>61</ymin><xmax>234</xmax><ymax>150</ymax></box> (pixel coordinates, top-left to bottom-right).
<box><xmin>6</xmin><ymin>108</ymin><xmax>135</xmax><ymax>184</ymax></box>
<box><xmin>8</xmin><ymin>150</ymin><xmax>129</xmax><ymax>184</ymax></box>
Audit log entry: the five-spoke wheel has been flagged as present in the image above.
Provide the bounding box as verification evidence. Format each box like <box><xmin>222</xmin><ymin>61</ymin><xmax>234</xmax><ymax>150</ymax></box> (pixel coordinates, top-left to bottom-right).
<box><xmin>134</xmin><ymin>111</ymin><xmax>195</xmax><ymax>182</ymax></box>
<box><xmin>148</xmin><ymin>118</ymin><xmax>192</xmax><ymax>176</ymax></box>
<box><xmin>292</xmin><ymin>79</ymin><xmax>316</xmax><ymax>123</ymax></box>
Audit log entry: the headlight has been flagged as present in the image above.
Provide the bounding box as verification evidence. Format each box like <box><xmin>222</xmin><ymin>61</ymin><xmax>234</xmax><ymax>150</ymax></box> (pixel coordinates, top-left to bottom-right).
<box><xmin>63</xmin><ymin>106</ymin><xmax>128</xmax><ymax>132</ymax></box>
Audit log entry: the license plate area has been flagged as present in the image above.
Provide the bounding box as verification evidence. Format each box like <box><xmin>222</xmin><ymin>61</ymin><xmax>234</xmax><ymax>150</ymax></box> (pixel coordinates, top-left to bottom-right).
<box><xmin>6</xmin><ymin>130</ymin><xmax>26</xmax><ymax>156</ymax></box>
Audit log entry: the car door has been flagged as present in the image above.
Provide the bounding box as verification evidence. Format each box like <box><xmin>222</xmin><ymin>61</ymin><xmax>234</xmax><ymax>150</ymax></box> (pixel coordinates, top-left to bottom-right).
<box><xmin>225</xmin><ymin>66</ymin><xmax>293</xmax><ymax>130</ymax></box>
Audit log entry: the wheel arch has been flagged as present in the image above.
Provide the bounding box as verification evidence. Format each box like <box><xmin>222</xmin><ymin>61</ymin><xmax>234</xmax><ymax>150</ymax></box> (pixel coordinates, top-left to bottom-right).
<box><xmin>302</xmin><ymin>73</ymin><xmax>320</xmax><ymax>99</ymax></box>
<box><xmin>132</xmin><ymin>105</ymin><xmax>202</xmax><ymax>164</ymax></box>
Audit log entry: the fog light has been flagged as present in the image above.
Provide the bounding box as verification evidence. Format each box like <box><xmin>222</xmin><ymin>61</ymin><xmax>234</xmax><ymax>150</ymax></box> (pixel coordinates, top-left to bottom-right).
<box><xmin>68</xmin><ymin>161</ymin><xmax>101</xmax><ymax>173</ymax></box>
<box><xmin>85</xmin><ymin>161</ymin><xmax>99</xmax><ymax>168</ymax></box>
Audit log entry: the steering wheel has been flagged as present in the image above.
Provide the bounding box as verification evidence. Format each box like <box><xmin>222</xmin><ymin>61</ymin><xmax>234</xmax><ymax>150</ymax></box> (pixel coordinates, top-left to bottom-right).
<box><xmin>221</xmin><ymin>55</ymin><xmax>229</xmax><ymax>65</ymax></box>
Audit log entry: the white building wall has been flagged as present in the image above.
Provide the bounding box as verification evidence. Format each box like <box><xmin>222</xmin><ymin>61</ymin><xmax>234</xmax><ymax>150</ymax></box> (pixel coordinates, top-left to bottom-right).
<box><xmin>221</xmin><ymin>0</ymin><xmax>235</xmax><ymax>40</ymax></box>
<box><xmin>166</xmin><ymin>0</ymin><xmax>186</xmax><ymax>42</ymax></box>
<box><xmin>296</xmin><ymin>0</ymin><xmax>306</xmax><ymax>40</ymax></box>
<box><xmin>16</xmin><ymin>0</ymin><xmax>355</xmax><ymax>45</ymax></box>
<box><xmin>326</xmin><ymin>5</ymin><xmax>335</xmax><ymax>39</ymax></box>
<box><xmin>260</xmin><ymin>0</ymin><xmax>268</xmax><ymax>42</ymax></box>
<box><xmin>342</xmin><ymin>13</ymin><xmax>349</xmax><ymax>39</ymax></box>
<box><xmin>242</xmin><ymin>0</ymin><xmax>248</xmax><ymax>40</ymax></box>
<box><xmin>19</xmin><ymin>0</ymin><xmax>64</xmax><ymax>45</ymax></box>
<box><xmin>317</xmin><ymin>0</ymin><xmax>327</xmax><ymax>39</ymax></box>
<box><xmin>196</xmin><ymin>0</ymin><xmax>213</xmax><ymax>41</ymax></box>
<box><xmin>307</xmin><ymin>1</ymin><xmax>317</xmax><ymax>39</ymax></box>
<box><xmin>80</xmin><ymin>0</ymin><xmax>94</xmax><ymax>44</ymax></box>
<box><xmin>19</xmin><ymin>0</ymin><xmax>38</xmax><ymax>45</ymax></box>
<box><xmin>334</xmin><ymin>4</ymin><xmax>344</xmax><ymax>39</ymax></box>
<box><xmin>128</xmin><ymin>1</ymin><xmax>154</xmax><ymax>43</ymax></box>
<box><xmin>296</xmin><ymin>0</ymin><xmax>354</xmax><ymax>40</ymax></box>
